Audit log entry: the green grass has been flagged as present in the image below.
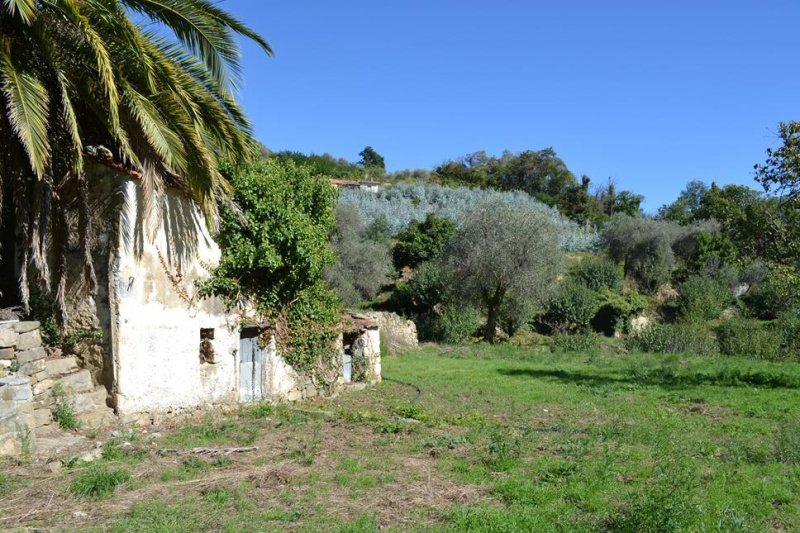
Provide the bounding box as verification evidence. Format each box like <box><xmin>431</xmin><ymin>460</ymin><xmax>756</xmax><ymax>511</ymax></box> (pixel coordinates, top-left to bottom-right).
<box><xmin>6</xmin><ymin>344</ymin><xmax>800</xmax><ymax>530</ymax></box>
<box><xmin>373</xmin><ymin>345</ymin><xmax>800</xmax><ymax>531</ymax></box>
<box><xmin>71</xmin><ymin>465</ymin><xmax>131</xmax><ymax>499</ymax></box>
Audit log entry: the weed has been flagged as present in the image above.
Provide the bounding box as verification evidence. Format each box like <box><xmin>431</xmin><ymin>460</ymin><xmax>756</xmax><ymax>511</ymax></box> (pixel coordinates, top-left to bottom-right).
<box><xmin>52</xmin><ymin>384</ymin><xmax>80</xmax><ymax>430</ymax></box>
<box><xmin>161</xmin><ymin>457</ymin><xmax>209</xmax><ymax>481</ymax></box>
<box><xmin>212</xmin><ymin>456</ymin><xmax>232</xmax><ymax>468</ymax></box>
<box><xmin>483</xmin><ymin>428</ymin><xmax>522</xmax><ymax>472</ymax></box>
<box><xmin>60</xmin><ymin>456</ymin><xmax>81</xmax><ymax>469</ymax></box>
<box><xmin>286</xmin><ymin>425</ymin><xmax>321</xmax><ymax>466</ymax></box>
<box><xmin>239</xmin><ymin>403</ymin><xmax>273</xmax><ymax>419</ymax></box>
<box><xmin>421</xmin><ymin>433</ymin><xmax>469</xmax><ymax>450</ymax></box>
<box><xmin>717</xmin><ymin>507</ymin><xmax>754</xmax><ymax>532</ymax></box>
<box><xmin>163</xmin><ymin>418</ymin><xmax>258</xmax><ymax>448</ymax></box>
<box><xmin>203</xmin><ymin>487</ymin><xmax>231</xmax><ymax>506</ymax></box>
<box><xmin>492</xmin><ymin>474</ymin><xmax>539</xmax><ymax>505</ymax></box>
<box><xmin>71</xmin><ymin>466</ymin><xmax>131</xmax><ymax>499</ymax></box>
<box><xmin>102</xmin><ymin>440</ymin><xmax>147</xmax><ymax>463</ymax></box>
<box><xmin>605</xmin><ymin>462</ymin><xmax>698</xmax><ymax>532</ymax></box>
<box><xmin>390</xmin><ymin>402</ymin><xmax>428</xmax><ymax>422</ymax></box>
<box><xmin>15</xmin><ymin>423</ymin><xmax>32</xmax><ymax>457</ymax></box>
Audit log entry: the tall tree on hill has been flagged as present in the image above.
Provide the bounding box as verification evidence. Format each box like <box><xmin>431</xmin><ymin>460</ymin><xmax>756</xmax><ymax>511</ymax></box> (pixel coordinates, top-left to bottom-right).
<box><xmin>358</xmin><ymin>146</ymin><xmax>386</xmax><ymax>178</ymax></box>
<box><xmin>0</xmin><ymin>0</ymin><xmax>272</xmax><ymax>320</ymax></box>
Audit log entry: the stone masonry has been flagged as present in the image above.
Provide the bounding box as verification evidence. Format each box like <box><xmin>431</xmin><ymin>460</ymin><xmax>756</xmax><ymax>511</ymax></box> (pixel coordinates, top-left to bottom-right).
<box><xmin>0</xmin><ymin>320</ymin><xmax>115</xmax><ymax>456</ymax></box>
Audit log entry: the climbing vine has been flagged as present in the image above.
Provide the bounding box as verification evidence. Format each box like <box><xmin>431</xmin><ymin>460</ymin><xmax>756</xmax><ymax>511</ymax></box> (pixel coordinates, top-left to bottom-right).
<box><xmin>198</xmin><ymin>158</ymin><xmax>341</xmax><ymax>377</ymax></box>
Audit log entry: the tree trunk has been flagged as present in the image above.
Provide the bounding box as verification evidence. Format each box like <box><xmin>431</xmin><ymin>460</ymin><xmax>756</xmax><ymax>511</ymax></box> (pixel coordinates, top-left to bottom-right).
<box><xmin>485</xmin><ymin>291</ymin><xmax>503</xmax><ymax>344</ymax></box>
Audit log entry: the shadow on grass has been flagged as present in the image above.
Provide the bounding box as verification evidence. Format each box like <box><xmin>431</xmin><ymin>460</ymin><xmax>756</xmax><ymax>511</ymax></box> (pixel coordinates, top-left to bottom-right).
<box><xmin>498</xmin><ymin>367</ymin><xmax>800</xmax><ymax>390</ymax></box>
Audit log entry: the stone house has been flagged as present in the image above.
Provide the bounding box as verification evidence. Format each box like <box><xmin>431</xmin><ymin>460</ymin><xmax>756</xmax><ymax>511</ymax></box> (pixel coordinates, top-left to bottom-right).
<box><xmin>0</xmin><ymin>161</ymin><xmax>381</xmax><ymax>455</ymax></box>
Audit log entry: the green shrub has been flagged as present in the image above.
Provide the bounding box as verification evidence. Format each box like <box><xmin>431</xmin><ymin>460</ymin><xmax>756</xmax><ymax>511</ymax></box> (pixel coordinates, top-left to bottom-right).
<box><xmin>551</xmin><ymin>333</ymin><xmax>598</xmax><ymax>353</ymax></box>
<box><xmin>71</xmin><ymin>466</ymin><xmax>131</xmax><ymax>499</ymax></box>
<box><xmin>676</xmin><ymin>275</ymin><xmax>731</xmax><ymax>323</ymax></box>
<box><xmin>591</xmin><ymin>289</ymin><xmax>649</xmax><ymax>336</ymax></box>
<box><xmin>743</xmin><ymin>265</ymin><xmax>800</xmax><ymax>320</ymax></box>
<box><xmin>389</xmin><ymin>260</ymin><xmax>449</xmax><ymax>317</ymax></box>
<box><xmin>392</xmin><ymin>213</ymin><xmax>456</xmax><ymax>270</ymax></box>
<box><xmin>775</xmin><ymin>312</ymin><xmax>800</xmax><ymax>357</ymax></box>
<box><xmin>573</xmin><ymin>257</ymin><xmax>622</xmax><ymax>292</ymax></box>
<box><xmin>418</xmin><ymin>306</ymin><xmax>481</xmax><ymax>344</ymax></box>
<box><xmin>483</xmin><ymin>429</ymin><xmax>522</xmax><ymax>472</ymax></box>
<box><xmin>545</xmin><ymin>282</ymin><xmax>599</xmax><ymax>333</ymax></box>
<box><xmin>716</xmin><ymin>319</ymin><xmax>783</xmax><ymax>361</ymax></box>
<box><xmin>626</xmin><ymin>324</ymin><xmax>716</xmax><ymax>355</ymax></box>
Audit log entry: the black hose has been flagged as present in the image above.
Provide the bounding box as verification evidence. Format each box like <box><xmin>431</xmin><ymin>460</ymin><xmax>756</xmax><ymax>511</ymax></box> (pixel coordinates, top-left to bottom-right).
<box><xmin>382</xmin><ymin>374</ymin><xmax>422</xmax><ymax>403</ymax></box>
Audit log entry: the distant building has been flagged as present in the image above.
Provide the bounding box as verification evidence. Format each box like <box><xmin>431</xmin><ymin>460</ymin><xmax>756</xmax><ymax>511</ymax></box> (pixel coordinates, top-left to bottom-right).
<box><xmin>328</xmin><ymin>178</ymin><xmax>382</xmax><ymax>193</ymax></box>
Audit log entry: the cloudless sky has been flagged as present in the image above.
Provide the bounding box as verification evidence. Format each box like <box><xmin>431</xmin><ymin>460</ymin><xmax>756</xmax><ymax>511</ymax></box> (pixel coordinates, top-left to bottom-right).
<box><xmin>225</xmin><ymin>0</ymin><xmax>800</xmax><ymax>211</ymax></box>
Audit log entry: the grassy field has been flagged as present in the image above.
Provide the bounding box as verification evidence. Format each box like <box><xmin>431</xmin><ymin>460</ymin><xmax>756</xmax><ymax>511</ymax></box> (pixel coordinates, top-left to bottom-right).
<box><xmin>2</xmin><ymin>344</ymin><xmax>800</xmax><ymax>531</ymax></box>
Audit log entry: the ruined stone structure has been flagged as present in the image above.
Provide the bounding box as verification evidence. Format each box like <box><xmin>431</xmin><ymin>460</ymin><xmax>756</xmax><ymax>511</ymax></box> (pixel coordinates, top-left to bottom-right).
<box><xmin>0</xmin><ymin>162</ymin><xmax>382</xmax><ymax>455</ymax></box>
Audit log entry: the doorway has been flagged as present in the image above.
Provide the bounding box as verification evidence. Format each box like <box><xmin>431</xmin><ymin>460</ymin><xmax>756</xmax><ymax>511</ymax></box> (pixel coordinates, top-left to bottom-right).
<box><xmin>239</xmin><ymin>327</ymin><xmax>265</xmax><ymax>402</ymax></box>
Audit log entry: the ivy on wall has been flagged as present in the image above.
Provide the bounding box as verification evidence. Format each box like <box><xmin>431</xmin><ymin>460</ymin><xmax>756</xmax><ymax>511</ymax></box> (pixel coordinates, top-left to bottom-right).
<box><xmin>199</xmin><ymin>159</ymin><xmax>341</xmax><ymax>376</ymax></box>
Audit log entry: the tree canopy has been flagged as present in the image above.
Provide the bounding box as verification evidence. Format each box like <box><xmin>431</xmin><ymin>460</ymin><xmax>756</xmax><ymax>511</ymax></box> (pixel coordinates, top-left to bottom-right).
<box><xmin>442</xmin><ymin>199</ymin><xmax>563</xmax><ymax>343</ymax></box>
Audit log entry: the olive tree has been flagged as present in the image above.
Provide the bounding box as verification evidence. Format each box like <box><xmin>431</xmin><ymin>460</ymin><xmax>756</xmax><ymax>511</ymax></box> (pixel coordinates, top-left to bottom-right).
<box><xmin>442</xmin><ymin>199</ymin><xmax>563</xmax><ymax>343</ymax></box>
<box><xmin>325</xmin><ymin>205</ymin><xmax>393</xmax><ymax>306</ymax></box>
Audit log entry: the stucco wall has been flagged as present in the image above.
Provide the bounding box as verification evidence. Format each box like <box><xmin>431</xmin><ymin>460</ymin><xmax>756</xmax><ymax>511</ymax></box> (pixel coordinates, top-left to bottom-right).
<box><xmin>113</xmin><ymin>179</ymin><xmax>238</xmax><ymax>414</ymax></box>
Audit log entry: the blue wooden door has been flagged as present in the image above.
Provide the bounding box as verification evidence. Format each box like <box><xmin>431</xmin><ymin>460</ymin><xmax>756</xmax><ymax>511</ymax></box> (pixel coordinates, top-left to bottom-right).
<box><xmin>239</xmin><ymin>328</ymin><xmax>263</xmax><ymax>402</ymax></box>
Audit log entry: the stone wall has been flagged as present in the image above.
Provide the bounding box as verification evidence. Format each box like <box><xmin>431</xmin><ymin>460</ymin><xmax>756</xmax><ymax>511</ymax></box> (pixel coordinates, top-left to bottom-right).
<box><xmin>360</xmin><ymin>311</ymin><xmax>418</xmax><ymax>354</ymax></box>
<box><xmin>0</xmin><ymin>320</ymin><xmax>114</xmax><ymax>456</ymax></box>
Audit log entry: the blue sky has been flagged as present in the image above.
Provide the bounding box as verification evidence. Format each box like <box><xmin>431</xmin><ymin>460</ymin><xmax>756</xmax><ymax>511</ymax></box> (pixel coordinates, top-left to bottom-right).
<box><xmin>225</xmin><ymin>0</ymin><xmax>800</xmax><ymax>211</ymax></box>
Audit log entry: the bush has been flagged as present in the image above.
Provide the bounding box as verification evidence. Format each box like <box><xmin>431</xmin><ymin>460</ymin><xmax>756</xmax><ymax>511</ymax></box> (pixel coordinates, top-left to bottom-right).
<box><xmin>716</xmin><ymin>319</ymin><xmax>783</xmax><ymax>361</ymax></box>
<box><xmin>591</xmin><ymin>289</ymin><xmax>649</xmax><ymax>336</ymax></box>
<box><xmin>676</xmin><ymin>275</ymin><xmax>731</xmax><ymax>323</ymax></box>
<box><xmin>551</xmin><ymin>333</ymin><xmax>598</xmax><ymax>353</ymax></box>
<box><xmin>392</xmin><ymin>213</ymin><xmax>456</xmax><ymax>270</ymax></box>
<box><xmin>418</xmin><ymin>306</ymin><xmax>481</xmax><ymax>344</ymax></box>
<box><xmin>573</xmin><ymin>257</ymin><xmax>622</xmax><ymax>292</ymax></box>
<box><xmin>775</xmin><ymin>312</ymin><xmax>800</xmax><ymax>357</ymax></box>
<box><xmin>743</xmin><ymin>265</ymin><xmax>800</xmax><ymax>320</ymax></box>
<box><xmin>388</xmin><ymin>260</ymin><xmax>448</xmax><ymax>317</ymax></box>
<box><xmin>626</xmin><ymin>324</ymin><xmax>716</xmax><ymax>355</ymax></box>
<box><xmin>545</xmin><ymin>283</ymin><xmax>599</xmax><ymax>333</ymax></box>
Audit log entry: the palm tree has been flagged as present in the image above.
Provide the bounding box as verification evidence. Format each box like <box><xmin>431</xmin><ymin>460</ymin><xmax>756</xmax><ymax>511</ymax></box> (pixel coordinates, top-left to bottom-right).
<box><xmin>0</xmin><ymin>0</ymin><xmax>272</xmax><ymax>321</ymax></box>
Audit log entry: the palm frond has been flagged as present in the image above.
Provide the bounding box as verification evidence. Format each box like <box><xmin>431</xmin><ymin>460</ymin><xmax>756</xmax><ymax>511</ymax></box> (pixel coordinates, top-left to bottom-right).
<box><xmin>2</xmin><ymin>0</ymin><xmax>37</xmax><ymax>24</ymax></box>
<box><xmin>122</xmin><ymin>0</ymin><xmax>271</xmax><ymax>88</ymax></box>
<box><xmin>0</xmin><ymin>38</ymin><xmax>50</xmax><ymax>178</ymax></box>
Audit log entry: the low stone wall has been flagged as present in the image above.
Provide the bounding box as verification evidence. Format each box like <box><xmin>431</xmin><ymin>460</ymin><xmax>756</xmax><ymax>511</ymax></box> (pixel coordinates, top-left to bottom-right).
<box><xmin>359</xmin><ymin>312</ymin><xmax>418</xmax><ymax>354</ymax></box>
<box><xmin>0</xmin><ymin>321</ymin><xmax>114</xmax><ymax>456</ymax></box>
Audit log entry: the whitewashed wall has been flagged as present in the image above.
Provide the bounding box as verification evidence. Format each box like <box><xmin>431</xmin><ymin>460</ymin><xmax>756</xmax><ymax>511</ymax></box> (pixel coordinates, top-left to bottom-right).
<box><xmin>105</xmin><ymin>176</ymin><xmax>381</xmax><ymax>415</ymax></box>
<box><xmin>112</xmin><ymin>179</ymin><xmax>239</xmax><ymax>414</ymax></box>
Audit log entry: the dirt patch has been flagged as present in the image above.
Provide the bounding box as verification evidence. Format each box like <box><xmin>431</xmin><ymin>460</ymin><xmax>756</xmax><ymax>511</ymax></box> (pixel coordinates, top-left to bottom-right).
<box><xmin>0</xmin><ymin>411</ymin><xmax>486</xmax><ymax>530</ymax></box>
